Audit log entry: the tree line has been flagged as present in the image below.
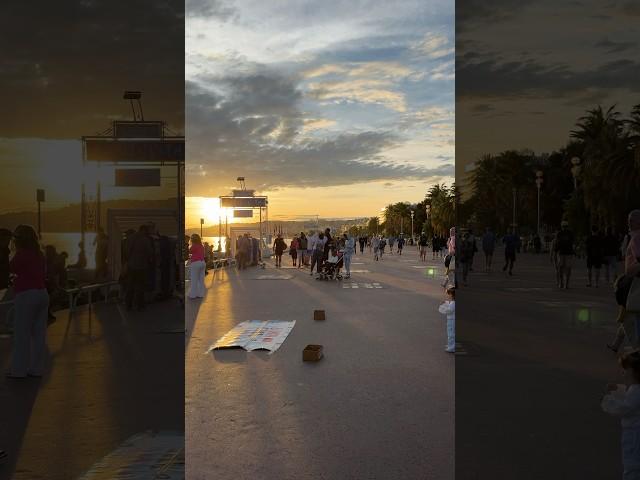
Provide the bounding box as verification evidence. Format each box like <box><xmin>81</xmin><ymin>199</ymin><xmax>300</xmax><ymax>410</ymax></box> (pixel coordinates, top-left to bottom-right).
<box><xmin>459</xmin><ymin>104</ymin><xmax>640</xmax><ymax>239</ymax></box>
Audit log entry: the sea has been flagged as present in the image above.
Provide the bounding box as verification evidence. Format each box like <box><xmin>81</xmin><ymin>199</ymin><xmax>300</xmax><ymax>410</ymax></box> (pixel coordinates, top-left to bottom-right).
<box><xmin>40</xmin><ymin>232</ymin><xmax>98</xmax><ymax>269</ymax></box>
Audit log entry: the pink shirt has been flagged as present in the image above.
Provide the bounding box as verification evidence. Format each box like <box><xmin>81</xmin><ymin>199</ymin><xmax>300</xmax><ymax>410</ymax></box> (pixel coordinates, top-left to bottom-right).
<box><xmin>190</xmin><ymin>243</ymin><xmax>205</xmax><ymax>262</ymax></box>
<box><xmin>626</xmin><ymin>230</ymin><xmax>640</xmax><ymax>273</ymax></box>
<box><xmin>9</xmin><ymin>249</ymin><xmax>46</xmax><ymax>293</ymax></box>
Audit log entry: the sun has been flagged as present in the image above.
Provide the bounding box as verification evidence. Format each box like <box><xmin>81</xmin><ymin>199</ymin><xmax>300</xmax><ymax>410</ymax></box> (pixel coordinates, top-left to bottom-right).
<box><xmin>201</xmin><ymin>197</ymin><xmax>220</xmax><ymax>221</ymax></box>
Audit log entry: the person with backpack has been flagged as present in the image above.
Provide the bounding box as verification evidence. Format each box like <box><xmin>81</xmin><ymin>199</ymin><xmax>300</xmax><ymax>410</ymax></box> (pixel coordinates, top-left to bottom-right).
<box><xmin>272</xmin><ymin>234</ymin><xmax>287</xmax><ymax>268</ymax></box>
<box><xmin>555</xmin><ymin>221</ymin><xmax>575</xmax><ymax>289</ymax></box>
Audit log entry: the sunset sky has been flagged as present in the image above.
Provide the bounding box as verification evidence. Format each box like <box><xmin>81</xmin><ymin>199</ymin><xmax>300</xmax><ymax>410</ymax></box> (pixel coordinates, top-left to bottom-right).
<box><xmin>185</xmin><ymin>0</ymin><xmax>454</xmax><ymax>228</ymax></box>
<box><xmin>456</xmin><ymin>0</ymin><xmax>640</xmax><ymax>176</ymax></box>
<box><xmin>0</xmin><ymin>2</ymin><xmax>184</xmax><ymax>214</ymax></box>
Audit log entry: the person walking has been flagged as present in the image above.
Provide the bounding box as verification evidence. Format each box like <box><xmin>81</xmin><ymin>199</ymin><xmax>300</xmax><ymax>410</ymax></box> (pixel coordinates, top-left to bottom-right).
<box><xmin>502</xmin><ymin>228</ymin><xmax>518</xmax><ymax>276</ymax></box>
<box><xmin>601</xmin><ymin>350</ymin><xmax>640</xmax><ymax>479</ymax></box>
<box><xmin>272</xmin><ymin>234</ymin><xmax>287</xmax><ymax>268</ymax></box>
<box><xmin>290</xmin><ymin>236</ymin><xmax>299</xmax><ymax>267</ymax></box>
<box><xmin>482</xmin><ymin>227</ymin><xmax>496</xmax><ymax>271</ymax></box>
<box><xmin>93</xmin><ymin>227</ymin><xmax>109</xmax><ymax>280</ymax></box>
<box><xmin>372</xmin><ymin>235</ymin><xmax>381</xmax><ymax>261</ymax></box>
<box><xmin>419</xmin><ymin>233</ymin><xmax>428</xmax><ymax>262</ymax></box>
<box><xmin>310</xmin><ymin>232</ymin><xmax>326</xmax><ymax>275</ymax></box>
<box><xmin>323</xmin><ymin>228</ymin><xmax>332</xmax><ymax>267</ymax></box>
<box><xmin>623</xmin><ymin>210</ymin><xmax>640</xmax><ymax>345</ymax></box>
<box><xmin>359</xmin><ymin>236</ymin><xmax>366</xmax><ymax>255</ymax></box>
<box><xmin>586</xmin><ymin>225</ymin><xmax>604</xmax><ymax>288</ymax></box>
<box><xmin>125</xmin><ymin>225</ymin><xmax>153</xmax><ymax>311</ymax></box>
<box><xmin>7</xmin><ymin>225</ymin><xmax>48</xmax><ymax>378</ymax></box>
<box><xmin>460</xmin><ymin>232</ymin><xmax>475</xmax><ymax>286</ymax></box>
<box><xmin>397</xmin><ymin>235</ymin><xmax>405</xmax><ymax>256</ymax></box>
<box><xmin>439</xmin><ymin>285</ymin><xmax>456</xmax><ymax>353</ymax></box>
<box><xmin>604</xmin><ymin>226</ymin><xmax>620</xmax><ymax>284</ymax></box>
<box><xmin>379</xmin><ymin>236</ymin><xmax>387</xmax><ymax>259</ymax></box>
<box><xmin>342</xmin><ymin>233</ymin><xmax>355</xmax><ymax>278</ymax></box>
<box><xmin>188</xmin><ymin>233</ymin><xmax>206</xmax><ymax>299</ymax></box>
<box><xmin>555</xmin><ymin>221</ymin><xmax>575</xmax><ymax>289</ymax></box>
<box><xmin>297</xmin><ymin>232</ymin><xmax>307</xmax><ymax>269</ymax></box>
<box><xmin>467</xmin><ymin>229</ymin><xmax>477</xmax><ymax>272</ymax></box>
<box><xmin>0</xmin><ymin>229</ymin><xmax>11</xmax><ymax>293</ymax></box>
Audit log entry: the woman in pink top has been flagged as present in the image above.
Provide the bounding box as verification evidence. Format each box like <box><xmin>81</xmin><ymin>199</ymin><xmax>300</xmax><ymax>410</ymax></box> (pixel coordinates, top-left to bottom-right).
<box><xmin>7</xmin><ymin>225</ymin><xmax>49</xmax><ymax>379</ymax></box>
<box><xmin>625</xmin><ymin>210</ymin><xmax>640</xmax><ymax>345</ymax></box>
<box><xmin>188</xmin><ymin>233</ymin><xmax>206</xmax><ymax>299</ymax></box>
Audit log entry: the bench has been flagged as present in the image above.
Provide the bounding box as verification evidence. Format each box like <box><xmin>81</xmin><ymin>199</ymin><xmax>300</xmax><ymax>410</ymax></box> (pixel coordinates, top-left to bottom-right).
<box><xmin>63</xmin><ymin>280</ymin><xmax>120</xmax><ymax>320</ymax></box>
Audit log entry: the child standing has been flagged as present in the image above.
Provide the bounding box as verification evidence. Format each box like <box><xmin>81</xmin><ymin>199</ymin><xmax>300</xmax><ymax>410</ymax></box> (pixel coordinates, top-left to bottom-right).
<box><xmin>439</xmin><ymin>286</ymin><xmax>455</xmax><ymax>353</ymax></box>
<box><xmin>602</xmin><ymin>350</ymin><xmax>640</xmax><ymax>479</ymax></box>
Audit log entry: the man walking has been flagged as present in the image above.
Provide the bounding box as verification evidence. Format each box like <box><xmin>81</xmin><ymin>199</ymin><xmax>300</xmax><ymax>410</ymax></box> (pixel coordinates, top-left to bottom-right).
<box><xmin>482</xmin><ymin>227</ymin><xmax>496</xmax><ymax>271</ymax></box>
<box><xmin>502</xmin><ymin>228</ymin><xmax>518</xmax><ymax>276</ymax></box>
<box><xmin>555</xmin><ymin>221</ymin><xmax>575</xmax><ymax>289</ymax></box>
<box><xmin>126</xmin><ymin>225</ymin><xmax>153</xmax><ymax>311</ymax></box>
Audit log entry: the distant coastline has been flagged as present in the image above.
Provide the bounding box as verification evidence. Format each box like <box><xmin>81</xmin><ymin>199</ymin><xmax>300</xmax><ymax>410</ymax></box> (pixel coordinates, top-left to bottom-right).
<box><xmin>0</xmin><ymin>198</ymin><xmax>178</xmax><ymax>232</ymax></box>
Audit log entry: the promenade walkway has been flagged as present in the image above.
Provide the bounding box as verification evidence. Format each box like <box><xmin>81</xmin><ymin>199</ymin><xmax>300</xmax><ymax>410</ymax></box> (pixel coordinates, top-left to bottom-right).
<box><xmin>0</xmin><ymin>297</ymin><xmax>184</xmax><ymax>480</ymax></box>
<box><xmin>186</xmin><ymin>247</ymin><xmax>454</xmax><ymax>480</ymax></box>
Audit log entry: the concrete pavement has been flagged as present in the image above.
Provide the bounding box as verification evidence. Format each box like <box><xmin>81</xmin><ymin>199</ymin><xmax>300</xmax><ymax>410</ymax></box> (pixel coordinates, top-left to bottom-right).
<box><xmin>186</xmin><ymin>247</ymin><xmax>454</xmax><ymax>480</ymax></box>
<box><xmin>0</xmin><ymin>297</ymin><xmax>184</xmax><ymax>480</ymax></box>
<box><xmin>456</xmin><ymin>249</ymin><xmax>624</xmax><ymax>479</ymax></box>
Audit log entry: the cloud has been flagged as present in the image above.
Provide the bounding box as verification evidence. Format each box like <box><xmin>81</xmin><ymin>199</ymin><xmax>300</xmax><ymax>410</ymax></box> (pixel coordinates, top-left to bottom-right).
<box><xmin>595</xmin><ymin>37</ymin><xmax>637</xmax><ymax>53</ymax></box>
<box><xmin>186</xmin><ymin>72</ymin><xmax>447</xmax><ymax>194</ymax></box>
<box><xmin>303</xmin><ymin>118</ymin><xmax>337</xmax><ymax>132</ymax></box>
<box><xmin>413</xmin><ymin>34</ymin><xmax>454</xmax><ymax>59</ymax></box>
<box><xmin>1</xmin><ymin>1</ymin><xmax>184</xmax><ymax>138</ymax></box>
<box><xmin>306</xmin><ymin>78</ymin><xmax>407</xmax><ymax>112</ymax></box>
<box><xmin>186</xmin><ymin>0</ymin><xmax>236</xmax><ymax>19</ymax></box>
<box><xmin>457</xmin><ymin>52</ymin><xmax>640</xmax><ymax>100</ymax></box>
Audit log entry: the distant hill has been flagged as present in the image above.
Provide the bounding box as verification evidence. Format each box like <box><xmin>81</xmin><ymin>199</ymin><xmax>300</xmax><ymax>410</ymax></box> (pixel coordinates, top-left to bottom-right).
<box><xmin>0</xmin><ymin>198</ymin><xmax>178</xmax><ymax>232</ymax></box>
<box><xmin>188</xmin><ymin>218</ymin><xmax>370</xmax><ymax>237</ymax></box>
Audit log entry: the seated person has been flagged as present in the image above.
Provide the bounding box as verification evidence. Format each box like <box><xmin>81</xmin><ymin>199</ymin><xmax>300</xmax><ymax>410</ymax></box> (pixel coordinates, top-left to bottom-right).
<box><xmin>327</xmin><ymin>247</ymin><xmax>339</xmax><ymax>264</ymax></box>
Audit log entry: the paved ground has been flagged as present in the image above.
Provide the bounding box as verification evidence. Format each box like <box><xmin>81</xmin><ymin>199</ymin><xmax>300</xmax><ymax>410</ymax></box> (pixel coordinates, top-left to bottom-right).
<box><xmin>186</xmin><ymin>247</ymin><xmax>454</xmax><ymax>480</ymax></box>
<box><xmin>456</xmin><ymin>249</ymin><xmax>624</xmax><ymax>479</ymax></box>
<box><xmin>0</xmin><ymin>296</ymin><xmax>184</xmax><ymax>480</ymax></box>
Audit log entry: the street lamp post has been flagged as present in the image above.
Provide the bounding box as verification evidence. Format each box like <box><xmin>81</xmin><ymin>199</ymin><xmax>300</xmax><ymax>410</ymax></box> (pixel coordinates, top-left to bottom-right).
<box><xmin>570</xmin><ymin>156</ymin><xmax>581</xmax><ymax>190</ymax></box>
<box><xmin>410</xmin><ymin>210</ymin><xmax>414</xmax><ymax>241</ymax></box>
<box><xmin>200</xmin><ymin>218</ymin><xmax>204</xmax><ymax>239</ymax></box>
<box><xmin>512</xmin><ymin>187</ymin><xmax>517</xmax><ymax>229</ymax></box>
<box><xmin>535</xmin><ymin>171</ymin><xmax>543</xmax><ymax>235</ymax></box>
<box><xmin>36</xmin><ymin>189</ymin><xmax>45</xmax><ymax>239</ymax></box>
<box><xmin>425</xmin><ymin>204</ymin><xmax>431</xmax><ymax>233</ymax></box>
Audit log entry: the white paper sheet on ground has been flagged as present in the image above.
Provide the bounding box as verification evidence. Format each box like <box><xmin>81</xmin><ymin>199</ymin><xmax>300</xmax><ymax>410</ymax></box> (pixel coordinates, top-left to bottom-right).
<box><xmin>207</xmin><ymin>320</ymin><xmax>296</xmax><ymax>354</ymax></box>
<box><xmin>79</xmin><ymin>431</ymin><xmax>184</xmax><ymax>479</ymax></box>
<box><xmin>253</xmin><ymin>274</ymin><xmax>293</xmax><ymax>280</ymax></box>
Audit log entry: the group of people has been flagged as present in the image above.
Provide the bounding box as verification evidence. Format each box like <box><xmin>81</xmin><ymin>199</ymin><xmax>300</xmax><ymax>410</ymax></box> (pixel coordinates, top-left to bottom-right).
<box><xmin>272</xmin><ymin>228</ymin><xmax>356</xmax><ymax>279</ymax></box>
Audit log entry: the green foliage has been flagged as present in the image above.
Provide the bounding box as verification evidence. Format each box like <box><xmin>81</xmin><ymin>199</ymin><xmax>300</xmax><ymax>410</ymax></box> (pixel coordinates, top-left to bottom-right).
<box><xmin>464</xmin><ymin>103</ymin><xmax>640</xmax><ymax>237</ymax></box>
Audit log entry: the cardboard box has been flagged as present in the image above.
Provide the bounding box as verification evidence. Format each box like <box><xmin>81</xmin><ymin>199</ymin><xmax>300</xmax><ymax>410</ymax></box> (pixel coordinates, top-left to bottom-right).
<box><xmin>303</xmin><ymin>344</ymin><xmax>323</xmax><ymax>362</ymax></box>
<box><xmin>313</xmin><ymin>310</ymin><xmax>326</xmax><ymax>321</ymax></box>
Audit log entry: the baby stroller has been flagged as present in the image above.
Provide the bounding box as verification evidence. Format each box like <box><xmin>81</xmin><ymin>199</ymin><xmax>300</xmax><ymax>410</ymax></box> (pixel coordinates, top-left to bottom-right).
<box><xmin>317</xmin><ymin>250</ymin><xmax>344</xmax><ymax>281</ymax></box>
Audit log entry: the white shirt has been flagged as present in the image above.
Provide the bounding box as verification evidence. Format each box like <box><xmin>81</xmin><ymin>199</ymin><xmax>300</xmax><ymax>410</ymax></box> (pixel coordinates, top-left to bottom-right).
<box><xmin>602</xmin><ymin>383</ymin><xmax>640</xmax><ymax>428</ymax></box>
<box><xmin>438</xmin><ymin>300</ymin><xmax>455</xmax><ymax>322</ymax></box>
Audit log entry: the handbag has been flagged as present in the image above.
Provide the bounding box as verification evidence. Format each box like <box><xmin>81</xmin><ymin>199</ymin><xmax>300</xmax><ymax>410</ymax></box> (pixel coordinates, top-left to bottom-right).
<box><xmin>627</xmin><ymin>276</ymin><xmax>640</xmax><ymax>313</ymax></box>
